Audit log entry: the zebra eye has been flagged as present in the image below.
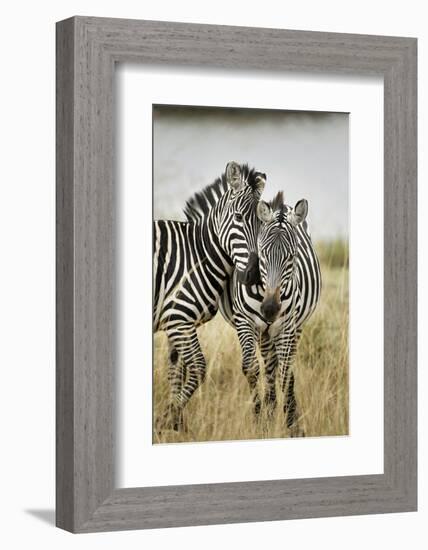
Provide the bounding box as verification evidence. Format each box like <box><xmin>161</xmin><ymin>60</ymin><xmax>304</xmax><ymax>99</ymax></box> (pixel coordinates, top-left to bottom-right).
<box><xmin>234</xmin><ymin>212</ymin><xmax>243</xmax><ymax>222</ymax></box>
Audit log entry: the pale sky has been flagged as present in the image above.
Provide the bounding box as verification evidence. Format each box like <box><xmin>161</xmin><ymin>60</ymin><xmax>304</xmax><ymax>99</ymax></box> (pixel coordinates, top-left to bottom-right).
<box><xmin>153</xmin><ymin>106</ymin><xmax>349</xmax><ymax>241</ymax></box>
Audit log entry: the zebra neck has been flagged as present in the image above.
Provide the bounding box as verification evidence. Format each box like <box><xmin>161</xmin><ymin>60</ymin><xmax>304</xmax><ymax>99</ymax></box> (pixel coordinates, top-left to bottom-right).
<box><xmin>278</xmin><ymin>273</ymin><xmax>300</xmax><ymax>314</ymax></box>
<box><xmin>192</xmin><ymin>216</ymin><xmax>234</xmax><ymax>278</ymax></box>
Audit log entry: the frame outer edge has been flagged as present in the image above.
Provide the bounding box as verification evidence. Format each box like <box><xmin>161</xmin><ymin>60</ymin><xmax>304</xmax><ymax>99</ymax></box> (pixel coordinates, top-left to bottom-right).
<box><xmin>56</xmin><ymin>16</ymin><xmax>76</xmax><ymax>532</ymax></box>
<box><xmin>406</xmin><ymin>38</ymin><xmax>417</xmax><ymax>511</ymax></box>
<box><xmin>398</xmin><ymin>38</ymin><xmax>417</xmax><ymax>509</ymax></box>
<box><xmin>383</xmin><ymin>39</ymin><xmax>417</xmax><ymax>511</ymax></box>
<box><xmin>72</xmin><ymin>15</ymin><xmax>116</xmax><ymax>532</ymax></box>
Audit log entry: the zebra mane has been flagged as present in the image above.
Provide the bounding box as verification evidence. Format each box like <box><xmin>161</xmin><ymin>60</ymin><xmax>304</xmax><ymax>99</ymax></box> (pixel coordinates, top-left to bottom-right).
<box><xmin>269</xmin><ymin>191</ymin><xmax>288</xmax><ymax>224</ymax></box>
<box><xmin>269</xmin><ymin>191</ymin><xmax>285</xmax><ymax>212</ymax></box>
<box><xmin>183</xmin><ymin>164</ymin><xmax>260</xmax><ymax>222</ymax></box>
<box><xmin>269</xmin><ymin>191</ymin><xmax>309</xmax><ymax>232</ymax></box>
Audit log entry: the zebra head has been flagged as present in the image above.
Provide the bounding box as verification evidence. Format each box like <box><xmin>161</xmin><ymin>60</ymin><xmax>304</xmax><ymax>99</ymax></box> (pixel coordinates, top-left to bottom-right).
<box><xmin>221</xmin><ymin>161</ymin><xmax>266</xmax><ymax>285</ymax></box>
<box><xmin>257</xmin><ymin>191</ymin><xmax>308</xmax><ymax>323</ymax></box>
<box><xmin>184</xmin><ymin>161</ymin><xmax>266</xmax><ymax>286</ymax></box>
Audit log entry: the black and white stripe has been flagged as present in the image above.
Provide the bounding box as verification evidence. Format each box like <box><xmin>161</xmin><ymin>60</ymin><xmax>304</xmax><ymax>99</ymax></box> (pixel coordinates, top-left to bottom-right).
<box><xmin>219</xmin><ymin>191</ymin><xmax>321</xmax><ymax>431</ymax></box>
<box><xmin>154</xmin><ymin>162</ymin><xmax>266</xmax><ymax>429</ymax></box>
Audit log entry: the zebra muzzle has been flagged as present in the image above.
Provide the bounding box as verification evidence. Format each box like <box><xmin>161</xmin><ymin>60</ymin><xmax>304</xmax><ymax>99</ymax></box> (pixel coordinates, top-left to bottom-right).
<box><xmin>261</xmin><ymin>287</ymin><xmax>281</xmax><ymax>323</ymax></box>
<box><xmin>236</xmin><ymin>252</ymin><xmax>262</xmax><ymax>286</ymax></box>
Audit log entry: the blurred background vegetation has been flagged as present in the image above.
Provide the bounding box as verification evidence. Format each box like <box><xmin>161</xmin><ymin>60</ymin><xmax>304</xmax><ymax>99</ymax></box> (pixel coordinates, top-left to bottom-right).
<box><xmin>316</xmin><ymin>239</ymin><xmax>349</xmax><ymax>269</ymax></box>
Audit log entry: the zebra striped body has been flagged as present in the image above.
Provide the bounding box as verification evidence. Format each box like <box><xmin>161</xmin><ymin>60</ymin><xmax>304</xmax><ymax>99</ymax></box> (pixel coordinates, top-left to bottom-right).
<box><xmin>154</xmin><ymin>219</ymin><xmax>231</xmax><ymax>332</ymax></box>
<box><xmin>154</xmin><ymin>162</ymin><xmax>266</xmax><ymax>429</ymax></box>
<box><xmin>219</xmin><ymin>193</ymin><xmax>321</xmax><ymax>430</ymax></box>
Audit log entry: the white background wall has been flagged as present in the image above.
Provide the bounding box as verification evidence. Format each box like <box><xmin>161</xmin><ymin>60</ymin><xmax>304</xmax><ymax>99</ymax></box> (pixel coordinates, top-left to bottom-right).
<box><xmin>0</xmin><ymin>1</ymin><xmax>425</xmax><ymax>548</ymax></box>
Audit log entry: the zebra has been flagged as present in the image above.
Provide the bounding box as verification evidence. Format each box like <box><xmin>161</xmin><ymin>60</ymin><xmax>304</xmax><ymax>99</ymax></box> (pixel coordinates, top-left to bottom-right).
<box><xmin>219</xmin><ymin>191</ymin><xmax>321</xmax><ymax>433</ymax></box>
<box><xmin>154</xmin><ymin>162</ymin><xmax>267</xmax><ymax>430</ymax></box>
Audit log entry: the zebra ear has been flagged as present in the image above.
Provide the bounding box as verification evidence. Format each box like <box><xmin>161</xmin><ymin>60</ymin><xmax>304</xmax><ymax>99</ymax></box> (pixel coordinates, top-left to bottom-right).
<box><xmin>255</xmin><ymin>172</ymin><xmax>266</xmax><ymax>194</ymax></box>
<box><xmin>226</xmin><ymin>161</ymin><xmax>244</xmax><ymax>193</ymax></box>
<box><xmin>289</xmin><ymin>199</ymin><xmax>308</xmax><ymax>226</ymax></box>
<box><xmin>257</xmin><ymin>200</ymin><xmax>274</xmax><ymax>223</ymax></box>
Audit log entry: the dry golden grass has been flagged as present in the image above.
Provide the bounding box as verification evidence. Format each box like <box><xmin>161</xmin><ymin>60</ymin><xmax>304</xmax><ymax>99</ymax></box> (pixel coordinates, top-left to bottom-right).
<box><xmin>153</xmin><ymin>243</ymin><xmax>349</xmax><ymax>443</ymax></box>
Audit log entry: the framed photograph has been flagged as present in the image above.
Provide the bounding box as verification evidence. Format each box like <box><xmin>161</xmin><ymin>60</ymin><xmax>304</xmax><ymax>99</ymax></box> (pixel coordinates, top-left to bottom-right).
<box><xmin>56</xmin><ymin>16</ymin><xmax>417</xmax><ymax>532</ymax></box>
<box><xmin>149</xmin><ymin>105</ymin><xmax>349</xmax><ymax>445</ymax></box>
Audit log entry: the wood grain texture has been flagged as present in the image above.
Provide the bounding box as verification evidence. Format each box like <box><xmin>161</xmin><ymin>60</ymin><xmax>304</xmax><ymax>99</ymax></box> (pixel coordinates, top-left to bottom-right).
<box><xmin>56</xmin><ymin>16</ymin><xmax>417</xmax><ymax>532</ymax></box>
<box><xmin>56</xmin><ymin>18</ymin><xmax>75</xmax><ymax>531</ymax></box>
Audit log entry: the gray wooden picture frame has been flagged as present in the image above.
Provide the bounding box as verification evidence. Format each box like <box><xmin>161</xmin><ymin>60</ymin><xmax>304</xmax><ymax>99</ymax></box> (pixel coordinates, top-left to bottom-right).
<box><xmin>56</xmin><ymin>16</ymin><xmax>417</xmax><ymax>533</ymax></box>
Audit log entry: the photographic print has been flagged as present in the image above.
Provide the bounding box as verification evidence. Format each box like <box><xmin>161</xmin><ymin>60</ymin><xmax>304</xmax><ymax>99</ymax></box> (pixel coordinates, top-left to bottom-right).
<box><xmin>153</xmin><ymin>105</ymin><xmax>349</xmax><ymax>444</ymax></box>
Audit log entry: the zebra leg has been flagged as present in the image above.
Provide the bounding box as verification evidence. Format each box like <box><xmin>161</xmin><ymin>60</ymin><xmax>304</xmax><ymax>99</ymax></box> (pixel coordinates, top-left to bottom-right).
<box><xmin>236</xmin><ymin>315</ymin><xmax>261</xmax><ymax>415</ymax></box>
<box><xmin>157</xmin><ymin>342</ymin><xmax>186</xmax><ymax>432</ymax></box>
<box><xmin>274</xmin><ymin>329</ymin><xmax>303</xmax><ymax>435</ymax></box>
<box><xmin>260</xmin><ymin>331</ymin><xmax>277</xmax><ymax>415</ymax></box>
<box><xmin>167</xmin><ymin>341</ymin><xmax>187</xmax><ymax>399</ymax></box>
<box><xmin>165</xmin><ymin>324</ymin><xmax>207</xmax><ymax>430</ymax></box>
